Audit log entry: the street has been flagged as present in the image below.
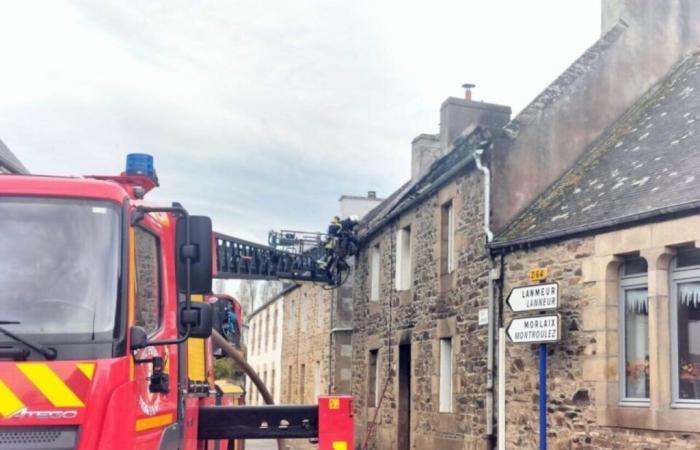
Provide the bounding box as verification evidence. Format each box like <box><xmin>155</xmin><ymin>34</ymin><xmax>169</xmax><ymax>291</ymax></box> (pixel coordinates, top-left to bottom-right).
<box><xmin>244</xmin><ymin>440</ymin><xmax>279</xmax><ymax>450</ymax></box>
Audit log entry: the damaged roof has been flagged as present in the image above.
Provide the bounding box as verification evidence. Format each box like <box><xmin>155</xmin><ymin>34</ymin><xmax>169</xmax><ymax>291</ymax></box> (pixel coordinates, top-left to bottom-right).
<box><xmin>494</xmin><ymin>52</ymin><xmax>700</xmax><ymax>248</ymax></box>
<box><xmin>359</xmin><ymin>127</ymin><xmax>489</xmax><ymax>241</ymax></box>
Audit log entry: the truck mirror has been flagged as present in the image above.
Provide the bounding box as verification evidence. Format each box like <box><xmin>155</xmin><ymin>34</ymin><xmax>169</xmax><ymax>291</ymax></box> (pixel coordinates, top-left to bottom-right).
<box><xmin>176</xmin><ymin>215</ymin><xmax>213</xmax><ymax>295</ymax></box>
<box><xmin>178</xmin><ymin>302</ymin><xmax>213</xmax><ymax>338</ymax></box>
<box><xmin>130</xmin><ymin>326</ymin><xmax>149</xmax><ymax>350</ymax></box>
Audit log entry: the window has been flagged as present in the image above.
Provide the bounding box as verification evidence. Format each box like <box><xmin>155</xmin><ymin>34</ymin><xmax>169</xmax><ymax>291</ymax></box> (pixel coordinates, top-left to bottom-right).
<box><xmin>368</xmin><ymin>349</ymin><xmax>379</xmax><ymax>407</ymax></box>
<box><xmin>314</xmin><ymin>361</ymin><xmax>321</xmax><ymax>399</ymax></box>
<box><xmin>272</xmin><ymin>308</ymin><xmax>278</xmax><ymax>350</ymax></box>
<box><xmin>301</xmin><ymin>295</ymin><xmax>308</xmax><ymax>332</ymax></box>
<box><xmin>288</xmin><ymin>365</ymin><xmax>294</xmax><ymax>401</ymax></box>
<box><xmin>441</xmin><ymin>202</ymin><xmax>455</xmax><ymax>275</ymax></box>
<box><xmin>396</xmin><ymin>226</ymin><xmax>412</xmax><ymax>291</ymax></box>
<box><xmin>618</xmin><ymin>256</ymin><xmax>649</xmax><ymax>403</ymax></box>
<box><xmin>271</xmin><ymin>368</ymin><xmax>276</xmax><ymax>399</ymax></box>
<box><xmin>300</xmin><ymin>364</ymin><xmax>306</xmax><ymax>403</ymax></box>
<box><xmin>250</xmin><ymin>320</ymin><xmax>255</xmax><ymax>354</ymax></box>
<box><xmin>262</xmin><ymin>370</ymin><xmax>267</xmax><ymax>403</ymax></box>
<box><xmin>265</xmin><ymin>310</ymin><xmax>270</xmax><ymax>352</ymax></box>
<box><xmin>439</xmin><ymin>338</ymin><xmax>453</xmax><ymax>412</ymax></box>
<box><xmin>671</xmin><ymin>247</ymin><xmax>700</xmax><ymax>404</ymax></box>
<box><xmin>134</xmin><ymin>227</ymin><xmax>161</xmax><ymax>335</ymax></box>
<box><xmin>257</xmin><ymin>317</ymin><xmax>263</xmax><ymax>354</ymax></box>
<box><xmin>288</xmin><ymin>300</ymin><xmax>296</xmax><ymax>332</ymax></box>
<box><xmin>370</xmin><ymin>243</ymin><xmax>381</xmax><ymax>301</ymax></box>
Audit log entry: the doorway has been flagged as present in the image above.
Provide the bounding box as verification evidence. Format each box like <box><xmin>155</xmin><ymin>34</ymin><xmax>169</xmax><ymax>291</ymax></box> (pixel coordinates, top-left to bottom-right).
<box><xmin>398</xmin><ymin>343</ymin><xmax>411</xmax><ymax>450</ymax></box>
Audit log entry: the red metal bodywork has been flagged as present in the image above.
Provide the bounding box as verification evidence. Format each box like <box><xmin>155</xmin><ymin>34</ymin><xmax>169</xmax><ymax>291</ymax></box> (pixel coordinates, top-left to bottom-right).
<box><xmin>0</xmin><ymin>172</ymin><xmax>353</xmax><ymax>450</ymax></box>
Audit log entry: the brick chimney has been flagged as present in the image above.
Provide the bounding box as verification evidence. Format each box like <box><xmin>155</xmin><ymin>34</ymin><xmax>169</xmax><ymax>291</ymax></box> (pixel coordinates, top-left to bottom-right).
<box><xmin>439</xmin><ymin>85</ymin><xmax>511</xmax><ymax>151</ymax></box>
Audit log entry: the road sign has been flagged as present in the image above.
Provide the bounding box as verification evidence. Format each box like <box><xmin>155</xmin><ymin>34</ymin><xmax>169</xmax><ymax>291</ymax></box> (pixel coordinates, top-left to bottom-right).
<box><xmin>506</xmin><ymin>282</ymin><xmax>558</xmax><ymax>313</ymax></box>
<box><xmin>506</xmin><ymin>314</ymin><xmax>560</xmax><ymax>344</ymax></box>
<box><xmin>528</xmin><ymin>267</ymin><xmax>548</xmax><ymax>282</ymax></box>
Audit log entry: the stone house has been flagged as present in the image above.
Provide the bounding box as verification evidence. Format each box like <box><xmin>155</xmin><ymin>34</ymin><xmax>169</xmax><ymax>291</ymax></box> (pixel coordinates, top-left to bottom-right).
<box><xmin>280</xmin><ymin>193</ymin><xmax>381</xmax><ymax>450</ymax></box>
<box><xmin>246</xmin><ymin>284</ymin><xmax>292</xmax><ymax>405</ymax></box>
<box><xmin>352</xmin><ymin>1</ymin><xmax>700</xmax><ymax>449</ymax></box>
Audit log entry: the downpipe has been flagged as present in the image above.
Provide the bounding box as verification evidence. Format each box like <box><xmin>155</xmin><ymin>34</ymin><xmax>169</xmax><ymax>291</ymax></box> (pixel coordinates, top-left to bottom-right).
<box><xmin>474</xmin><ymin>148</ymin><xmax>497</xmax><ymax>450</ymax></box>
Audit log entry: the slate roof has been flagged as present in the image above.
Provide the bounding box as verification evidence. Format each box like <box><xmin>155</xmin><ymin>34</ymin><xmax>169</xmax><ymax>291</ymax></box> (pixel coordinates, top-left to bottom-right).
<box><xmin>0</xmin><ymin>139</ymin><xmax>28</xmax><ymax>174</ymax></box>
<box><xmin>358</xmin><ymin>126</ymin><xmax>488</xmax><ymax>241</ymax></box>
<box><xmin>493</xmin><ymin>52</ymin><xmax>700</xmax><ymax>248</ymax></box>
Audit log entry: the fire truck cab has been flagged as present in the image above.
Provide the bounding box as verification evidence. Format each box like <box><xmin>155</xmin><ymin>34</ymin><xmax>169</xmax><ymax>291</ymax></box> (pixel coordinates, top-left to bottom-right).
<box><xmin>0</xmin><ymin>154</ymin><xmax>352</xmax><ymax>450</ymax></box>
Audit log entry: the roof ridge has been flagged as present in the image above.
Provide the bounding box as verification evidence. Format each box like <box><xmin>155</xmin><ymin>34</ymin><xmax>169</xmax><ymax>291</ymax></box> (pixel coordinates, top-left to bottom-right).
<box><xmin>504</xmin><ymin>19</ymin><xmax>629</xmax><ymax>137</ymax></box>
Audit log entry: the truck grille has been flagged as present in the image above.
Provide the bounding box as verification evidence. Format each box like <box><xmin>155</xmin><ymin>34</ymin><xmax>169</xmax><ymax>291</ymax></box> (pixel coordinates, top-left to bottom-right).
<box><xmin>0</xmin><ymin>427</ymin><xmax>77</xmax><ymax>450</ymax></box>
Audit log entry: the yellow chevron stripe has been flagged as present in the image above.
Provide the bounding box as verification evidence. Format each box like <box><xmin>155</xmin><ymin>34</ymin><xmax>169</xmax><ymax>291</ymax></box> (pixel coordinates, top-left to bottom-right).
<box><xmin>0</xmin><ymin>380</ymin><xmax>24</xmax><ymax>417</ymax></box>
<box><xmin>135</xmin><ymin>413</ymin><xmax>174</xmax><ymax>431</ymax></box>
<box><xmin>76</xmin><ymin>363</ymin><xmax>95</xmax><ymax>380</ymax></box>
<box><xmin>17</xmin><ymin>363</ymin><xmax>84</xmax><ymax>407</ymax></box>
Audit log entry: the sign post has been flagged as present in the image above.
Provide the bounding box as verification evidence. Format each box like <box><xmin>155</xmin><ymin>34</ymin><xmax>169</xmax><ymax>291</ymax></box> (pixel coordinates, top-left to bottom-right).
<box><xmin>539</xmin><ymin>344</ymin><xmax>547</xmax><ymax>450</ymax></box>
<box><xmin>506</xmin><ymin>277</ymin><xmax>559</xmax><ymax>450</ymax></box>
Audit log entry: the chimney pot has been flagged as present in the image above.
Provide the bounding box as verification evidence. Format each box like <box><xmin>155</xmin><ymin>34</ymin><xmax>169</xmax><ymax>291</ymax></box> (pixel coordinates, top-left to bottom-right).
<box><xmin>462</xmin><ymin>83</ymin><xmax>476</xmax><ymax>101</ymax></box>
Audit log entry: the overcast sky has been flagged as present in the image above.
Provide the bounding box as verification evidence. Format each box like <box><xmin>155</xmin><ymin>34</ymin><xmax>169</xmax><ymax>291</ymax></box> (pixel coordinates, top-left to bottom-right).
<box><xmin>0</xmin><ymin>0</ymin><xmax>600</xmax><ymax>243</ymax></box>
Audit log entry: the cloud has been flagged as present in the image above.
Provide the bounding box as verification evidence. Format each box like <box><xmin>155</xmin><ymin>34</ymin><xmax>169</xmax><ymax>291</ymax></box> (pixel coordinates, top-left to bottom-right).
<box><xmin>0</xmin><ymin>0</ymin><xmax>600</xmax><ymax>243</ymax></box>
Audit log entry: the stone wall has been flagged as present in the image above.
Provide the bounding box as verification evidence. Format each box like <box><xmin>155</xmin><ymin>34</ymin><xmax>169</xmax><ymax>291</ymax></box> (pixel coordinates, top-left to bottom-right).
<box><xmin>501</xmin><ymin>217</ymin><xmax>700</xmax><ymax>449</ymax></box>
<box><xmin>352</xmin><ymin>167</ymin><xmax>491</xmax><ymax>450</ymax></box>
<box><xmin>281</xmin><ymin>283</ymin><xmax>333</xmax><ymax>450</ymax></box>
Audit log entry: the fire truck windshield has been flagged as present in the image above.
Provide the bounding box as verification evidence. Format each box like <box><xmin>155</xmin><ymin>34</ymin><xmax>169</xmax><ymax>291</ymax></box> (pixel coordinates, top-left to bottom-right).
<box><xmin>0</xmin><ymin>197</ymin><xmax>121</xmax><ymax>347</ymax></box>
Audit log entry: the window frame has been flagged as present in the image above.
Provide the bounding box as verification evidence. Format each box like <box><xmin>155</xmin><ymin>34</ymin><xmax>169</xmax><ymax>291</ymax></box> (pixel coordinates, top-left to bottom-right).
<box><xmin>441</xmin><ymin>201</ymin><xmax>455</xmax><ymax>275</ymax></box>
<box><xmin>368</xmin><ymin>349</ymin><xmax>379</xmax><ymax>408</ymax></box>
<box><xmin>439</xmin><ymin>337</ymin><xmax>453</xmax><ymax>413</ymax></box>
<box><xmin>618</xmin><ymin>261</ymin><xmax>650</xmax><ymax>406</ymax></box>
<box><xmin>396</xmin><ymin>226</ymin><xmax>412</xmax><ymax>291</ymax></box>
<box><xmin>370</xmin><ymin>243</ymin><xmax>381</xmax><ymax>301</ymax></box>
<box><xmin>670</xmin><ymin>254</ymin><xmax>700</xmax><ymax>407</ymax></box>
<box><xmin>133</xmin><ymin>224</ymin><xmax>164</xmax><ymax>337</ymax></box>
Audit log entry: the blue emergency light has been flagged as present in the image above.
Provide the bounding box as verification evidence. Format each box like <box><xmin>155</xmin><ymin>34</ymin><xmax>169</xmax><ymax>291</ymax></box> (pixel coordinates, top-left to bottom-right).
<box><xmin>125</xmin><ymin>153</ymin><xmax>155</xmax><ymax>179</ymax></box>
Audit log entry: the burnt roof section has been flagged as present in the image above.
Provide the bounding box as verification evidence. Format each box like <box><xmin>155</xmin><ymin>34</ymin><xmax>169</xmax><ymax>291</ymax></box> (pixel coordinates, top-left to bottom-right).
<box><xmin>494</xmin><ymin>52</ymin><xmax>700</xmax><ymax>248</ymax></box>
<box><xmin>0</xmin><ymin>139</ymin><xmax>28</xmax><ymax>174</ymax></box>
<box><xmin>359</xmin><ymin>126</ymin><xmax>489</xmax><ymax>241</ymax></box>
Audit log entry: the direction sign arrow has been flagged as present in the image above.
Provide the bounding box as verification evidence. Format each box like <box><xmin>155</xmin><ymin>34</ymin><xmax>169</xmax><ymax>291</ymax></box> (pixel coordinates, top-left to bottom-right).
<box><xmin>506</xmin><ymin>282</ymin><xmax>559</xmax><ymax>313</ymax></box>
<box><xmin>506</xmin><ymin>314</ymin><xmax>560</xmax><ymax>344</ymax></box>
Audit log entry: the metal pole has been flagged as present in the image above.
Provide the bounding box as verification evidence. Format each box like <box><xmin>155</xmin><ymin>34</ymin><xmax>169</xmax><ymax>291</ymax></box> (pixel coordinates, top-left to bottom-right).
<box><xmin>539</xmin><ymin>344</ymin><xmax>547</xmax><ymax>450</ymax></box>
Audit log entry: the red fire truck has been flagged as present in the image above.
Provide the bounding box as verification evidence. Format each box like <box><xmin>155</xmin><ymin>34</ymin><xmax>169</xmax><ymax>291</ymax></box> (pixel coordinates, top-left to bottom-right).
<box><xmin>0</xmin><ymin>154</ymin><xmax>353</xmax><ymax>450</ymax></box>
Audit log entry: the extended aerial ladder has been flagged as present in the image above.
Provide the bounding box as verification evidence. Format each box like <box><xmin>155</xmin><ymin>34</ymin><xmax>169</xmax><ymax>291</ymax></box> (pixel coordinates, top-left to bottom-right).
<box><xmin>200</xmin><ymin>228</ymin><xmax>356</xmax><ymax>448</ymax></box>
<box><xmin>214</xmin><ymin>231</ymin><xmax>333</xmax><ymax>284</ymax></box>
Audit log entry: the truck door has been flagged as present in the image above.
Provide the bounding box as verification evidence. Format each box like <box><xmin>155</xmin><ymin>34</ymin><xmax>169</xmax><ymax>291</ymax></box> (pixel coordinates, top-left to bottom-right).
<box><xmin>132</xmin><ymin>219</ymin><xmax>180</xmax><ymax>449</ymax></box>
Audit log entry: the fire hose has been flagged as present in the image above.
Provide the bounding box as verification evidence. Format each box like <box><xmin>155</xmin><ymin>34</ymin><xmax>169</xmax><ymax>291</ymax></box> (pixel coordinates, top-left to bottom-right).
<box><xmin>211</xmin><ymin>330</ymin><xmax>285</xmax><ymax>450</ymax></box>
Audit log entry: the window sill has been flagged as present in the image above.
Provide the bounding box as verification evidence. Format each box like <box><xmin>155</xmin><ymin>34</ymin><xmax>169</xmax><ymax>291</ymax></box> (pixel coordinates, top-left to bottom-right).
<box><xmin>618</xmin><ymin>400</ymin><xmax>650</xmax><ymax>408</ymax></box>
<box><xmin>398</xmin><ymin>289</ymin><xmax>412</xmax><ymax>305</ymax></box>
<box><xmin>671</xmin><ymin>402</ymin><xmax>700</xmax><ymax>409</ymax></box>
<box><xmin>600</xmin><ymin>405</ymin><xmax>700</xmax><ymax>433</ymax></box>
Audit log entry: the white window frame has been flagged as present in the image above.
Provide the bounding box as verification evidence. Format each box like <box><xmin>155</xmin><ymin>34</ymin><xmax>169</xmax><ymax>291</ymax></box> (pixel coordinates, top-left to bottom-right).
<box><xmin>370</xmin><ymin>243</ymin><xmax>381</xmax><ymax>301</ymax></box>
<box><xmin>618</xmin><ymin>262</ymin><xmax>649</xmax><ymax>406</ymax></box>
<box><xmin>670</xmin><ymin>255</ymin><xmax>700</xmax><ymax>407</ymax></box>
<box><xmin>396</xmin><ymin>226</ymin><xmax>412</xmax><ymax>291</ymax></box>
<box><xmin>446</xmin><ymin>203</ymin><xmax>455</xmax><ymax>273</ymax></box>
<box><xmin>439</xmin><ymin>337</ymin><xmax>453</xmax><ymax>413</ymax></box>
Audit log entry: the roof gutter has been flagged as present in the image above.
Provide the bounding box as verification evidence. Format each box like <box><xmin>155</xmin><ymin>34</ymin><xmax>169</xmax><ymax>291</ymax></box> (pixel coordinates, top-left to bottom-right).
<box><xmin>490</xmin><ymin>199</ymin><xmax>700</xmax><ymax>253</ymax></box>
